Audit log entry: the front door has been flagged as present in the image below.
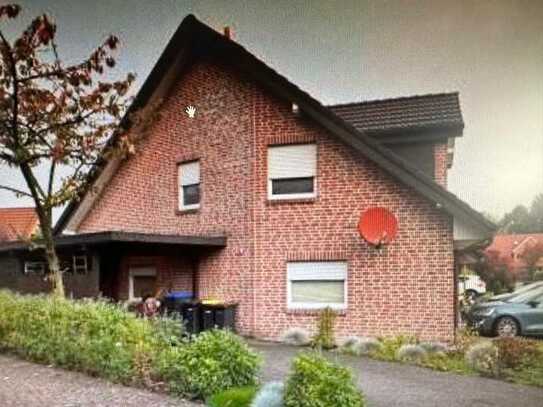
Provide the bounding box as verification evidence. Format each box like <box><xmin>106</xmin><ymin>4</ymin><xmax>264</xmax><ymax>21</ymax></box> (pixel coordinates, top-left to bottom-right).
<box><xmin>128</xmin><ymin>267</ymin><xmax>157</xmax><ymax>301</ymax></box>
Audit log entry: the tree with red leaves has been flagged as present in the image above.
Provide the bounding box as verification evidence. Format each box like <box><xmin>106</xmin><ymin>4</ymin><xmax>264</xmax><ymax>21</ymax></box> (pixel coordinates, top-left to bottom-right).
<box><xmin>0</xmin><ymin>5</ymin><xmax>141</xmax><ymax>296</ymax></box>
<box><xmin>475</xmin><ymin>249</ymin><xmax>515</xmax><ymax>294</ymax></box>
<box><xmin>520</xmin><ymin>241</ymin><xmax>543</xmax><ymax>281</ymax></box>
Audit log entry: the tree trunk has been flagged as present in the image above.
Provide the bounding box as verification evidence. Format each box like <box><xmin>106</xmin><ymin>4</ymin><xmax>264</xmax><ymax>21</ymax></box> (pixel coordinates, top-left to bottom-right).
<box><xmin>45</xmin><ymin>238</ymin><xmax>64</xmax><ymax>298</ymax></box>
<box><xmin>41</xmin><ymin>218</ymin><xmax>65</xmax><ymax>298</ymax></box>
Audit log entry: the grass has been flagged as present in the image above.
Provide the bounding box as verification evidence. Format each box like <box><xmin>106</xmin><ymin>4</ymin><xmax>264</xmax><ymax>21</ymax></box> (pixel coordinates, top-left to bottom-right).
<box><xmin>207</xmin><ymin>386</ymin><xmax>258</xmax><ymax>407</ymax></box>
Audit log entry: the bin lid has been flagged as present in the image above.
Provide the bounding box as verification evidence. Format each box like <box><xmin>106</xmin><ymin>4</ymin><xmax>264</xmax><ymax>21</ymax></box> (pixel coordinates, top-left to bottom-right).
<box><xmin>166</xmin><ymin>291</ymin><xmax>193</xmax><ymax>299</ymax></box>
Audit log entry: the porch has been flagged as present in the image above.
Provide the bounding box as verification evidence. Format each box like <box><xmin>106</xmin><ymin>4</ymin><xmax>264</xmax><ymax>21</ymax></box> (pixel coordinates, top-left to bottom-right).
<box><xmin>0</xmin><ymin>231</ymin><xmax>227</xmax><ymax>301</ymax></box>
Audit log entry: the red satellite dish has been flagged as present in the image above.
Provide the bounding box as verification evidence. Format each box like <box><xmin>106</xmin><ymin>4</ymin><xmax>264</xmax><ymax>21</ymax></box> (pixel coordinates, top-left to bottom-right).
<box><xmin>358</xmin><ymin>207</ymin><xmax>398</xmax><ymax>246</ymax></box>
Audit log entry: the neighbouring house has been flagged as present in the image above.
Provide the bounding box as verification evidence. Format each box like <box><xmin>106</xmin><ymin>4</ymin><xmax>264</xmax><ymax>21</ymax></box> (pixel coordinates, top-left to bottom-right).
<box><xmin>0</xmin><ymin>207</ymin><xmax>101</xmax><ymax>296</ymax></box>
<box><xmin>485</xmin><ymin>234</ymin><xmax>543</xmax><ymax>281</ymax></box>
<box><xmin>0</xmin><ymin>15</ymin><xmax>495</xmax><ymax>341</ymax></box>
<box><xmin>0</xmin><ymin>207</ymin><xmax>39</xmax><ymax>242</ymax></box>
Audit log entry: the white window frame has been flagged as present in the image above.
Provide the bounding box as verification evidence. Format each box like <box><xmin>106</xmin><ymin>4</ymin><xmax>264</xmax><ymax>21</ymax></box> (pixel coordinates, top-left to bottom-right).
<box><xmin>268</xmin><ymin>144</ymin><xmax>317</xmax><ymax>200</ymax></box>
<box><xmin>24</xmin><ymin>261</ymin><xmax>46</xmax><ymax>275</ymax></box>
<box><xmin>178</xmin><ymin>160</ymin><xmax>201</xmax><ymax>211</ymax></box>
<box><xmin>128</xmin><ymin>267</ymin><xmax>157</xmax><ymax>302</ymax></box>
<box><xmin>287</xmin><ymin>261</ymin><xmax>347</xmax><ymax>310</ymax></box>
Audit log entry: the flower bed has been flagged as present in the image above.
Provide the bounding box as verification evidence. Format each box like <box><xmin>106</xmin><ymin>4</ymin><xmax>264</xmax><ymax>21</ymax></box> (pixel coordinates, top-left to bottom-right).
<box><xmin>336</xmin><ymin>330</ymin><xmax>543</xmax><ymax>387</ymax></box>
<box><xmin>0</xmin><ymin>290</ymin><xmax>260</xmax><ymax>399</ymax></box>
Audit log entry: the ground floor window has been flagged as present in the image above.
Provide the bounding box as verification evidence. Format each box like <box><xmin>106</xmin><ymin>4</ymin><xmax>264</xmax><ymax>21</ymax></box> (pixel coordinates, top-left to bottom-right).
<box><xmin>287</xmin><ymin>261</ymin><xmax>347</xmax><ymax>309</ymax></box>
<box><xmin>24</xmin><ymin>261</ymin><xmax>46</xmax><ymax>275</ymax></box>
<box><xmin>128</xmin><ymin>267</ymin><xmax>157</xmax><ymax>301</ymax></box>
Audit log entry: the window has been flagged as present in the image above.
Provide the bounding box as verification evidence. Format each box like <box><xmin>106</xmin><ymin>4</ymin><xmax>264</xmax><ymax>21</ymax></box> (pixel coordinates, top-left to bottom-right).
<box><xmin>287</xmin><ymin>261</ymin><xmax>347</xmax><ymax>309</ymax></box>
<box><xmin>178</xmin><ymin>160</ymin><xmax>200</xmax><ymax>210</ymax></box>
<box><xmin>73</xmin><ymin>255</ymin><xmax>88</xmax><ymax>274</ymax></box>
<box><xmin>24</xmin><ymin>261</ymin><xmax>46</xmax><ymax>275</ymax></box>
<box><xmin>128</xmin><ymin>267</ymin><xmax>157</xmax><ymax>301</ymax></box>
<box><xmin>268</xmin><ymin>144</ymin><xmax>317</xmax><ymax>199</ymax></box>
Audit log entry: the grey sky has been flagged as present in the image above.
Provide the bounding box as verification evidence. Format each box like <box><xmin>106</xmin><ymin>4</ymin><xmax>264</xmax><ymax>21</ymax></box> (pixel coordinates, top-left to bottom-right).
<box><xmin>1</xmin><ymin>0</ymin><xmax>542</xmax><ymax>220</ymax></box>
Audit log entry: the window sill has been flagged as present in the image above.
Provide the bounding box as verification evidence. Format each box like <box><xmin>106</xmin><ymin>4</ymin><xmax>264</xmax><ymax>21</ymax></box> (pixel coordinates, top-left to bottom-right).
<box><xmin>285</xmin><ymin>308</ymin><xmax>347</xmax><ymax>316</ymax></box>
<box><xmin>175</xmin><ymin>208</ymin><xmax>199</xmax><ymax>215</ymax></box>
<box><xmin>267</xmin><ymin>197</ymin><xmax>316</xmax><ymax>205</ymax></box>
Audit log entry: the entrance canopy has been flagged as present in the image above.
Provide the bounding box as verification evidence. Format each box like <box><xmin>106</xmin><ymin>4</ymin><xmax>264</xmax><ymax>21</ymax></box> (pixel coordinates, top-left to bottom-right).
<box><xmin>0</xmin><ymin>230</ymin><xmax>227</xmax><ymax>253</ymax></box>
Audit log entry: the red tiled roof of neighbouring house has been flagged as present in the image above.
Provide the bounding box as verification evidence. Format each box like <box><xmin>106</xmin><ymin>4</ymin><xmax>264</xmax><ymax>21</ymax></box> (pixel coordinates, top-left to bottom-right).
<box><xmin>0</xmin><ymin>207</ymin><xmax>39</xmax><ymax>242</ymax></box>
<box><xmin>329</xmin><ymin>92</ymin><xmax>464</xmax><ymax>135</ymax></box>
<box><xmin>486</xmin><ymin>233</ymin><xmax>543</xmax><ymax>275</ymax></box>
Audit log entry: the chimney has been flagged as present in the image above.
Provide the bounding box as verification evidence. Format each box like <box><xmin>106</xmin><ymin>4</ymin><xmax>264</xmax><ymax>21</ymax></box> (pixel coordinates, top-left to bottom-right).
<box><xmin>223</xmin><ymin>26</ymin><xmax>233</xmax><ymax>39</ymax></box>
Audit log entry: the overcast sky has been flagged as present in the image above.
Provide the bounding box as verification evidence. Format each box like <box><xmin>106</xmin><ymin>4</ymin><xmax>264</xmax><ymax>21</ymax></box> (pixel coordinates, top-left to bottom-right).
<box><xmin>0</xmin><ymin>0</ymin><xmax>542</xmax><ymax>221</ymax></box>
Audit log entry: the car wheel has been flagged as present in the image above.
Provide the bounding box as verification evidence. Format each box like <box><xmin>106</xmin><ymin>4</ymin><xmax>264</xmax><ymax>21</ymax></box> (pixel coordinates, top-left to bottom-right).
<box><xmin>494</xmin><ymin>316</ymin><xmax>519</xmax><ymax>337</ymax></box>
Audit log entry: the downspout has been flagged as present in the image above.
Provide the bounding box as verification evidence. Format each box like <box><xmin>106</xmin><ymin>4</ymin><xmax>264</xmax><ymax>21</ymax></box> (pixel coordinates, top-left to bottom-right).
<box><xmin>191</xmin><ymin>253</ymin><xmax>199</xmax><ymax>300</ymax></box>
<box><xmin>251</xmin><ymin>86</ymin><xmax>258</xmax><ymax>336</ymax></box>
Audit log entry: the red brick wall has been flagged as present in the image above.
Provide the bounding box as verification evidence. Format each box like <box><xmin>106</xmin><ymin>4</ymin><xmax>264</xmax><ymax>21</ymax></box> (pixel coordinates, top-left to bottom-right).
<box><xmin>78</xmin><ymin>61</ymin><xmax>256</xmax><ymax>332</ymax></box>
<box><xmin>434</xmin><ymin>142</ymin><xmax>448</xmax><ymax>187</ymax></box>
<box><xmin>77</xmin><ymin>58</ymin><xmax>455</xmax><ymax>342</ymax></box>
<box><xmin>251</xmin><ymin>92</ymin><xmax>455</xmax><ymax>342</ymax></box>
<box><xmin>115</xmin><ymin>253</ymin><xmax>194</xmax><ymax>301</ymax></box>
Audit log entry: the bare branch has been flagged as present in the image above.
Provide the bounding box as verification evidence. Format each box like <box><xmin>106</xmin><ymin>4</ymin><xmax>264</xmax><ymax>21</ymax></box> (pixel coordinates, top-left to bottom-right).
<box><xmin>0</xmin><ymin>184</ymin><xmax>33</xmax><ymax>198</ymax></box>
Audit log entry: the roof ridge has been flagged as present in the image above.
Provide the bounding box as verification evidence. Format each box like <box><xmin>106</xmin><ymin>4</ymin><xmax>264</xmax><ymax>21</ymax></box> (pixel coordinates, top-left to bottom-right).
<box><xmin>328</xmin><ymin>92</ymin><xmax>460</xmax><ymax>109</ymax></box>
<box><xmin>54</xmin><ymin>14</ymin><xmax>492</xmax><ymax>235</ymax></box>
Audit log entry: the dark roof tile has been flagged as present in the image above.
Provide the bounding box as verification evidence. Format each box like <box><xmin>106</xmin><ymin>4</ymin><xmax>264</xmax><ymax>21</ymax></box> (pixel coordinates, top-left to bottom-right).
<box><xmin>329</xmin><ymin>93</ymin><xmax>463</xmax><ymax>134</ymax></box>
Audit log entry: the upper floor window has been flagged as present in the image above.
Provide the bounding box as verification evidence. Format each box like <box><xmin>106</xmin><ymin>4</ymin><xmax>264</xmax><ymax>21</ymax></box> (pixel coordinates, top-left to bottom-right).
<box><xmin>268</xmin><ymin>144</ymin><xmax>317</xmax><ymax>200</ymax></box>
<box><xmin>178</xmin><ymin>160</ymin><xmax>200</xmax><ymax>210</ymax></box>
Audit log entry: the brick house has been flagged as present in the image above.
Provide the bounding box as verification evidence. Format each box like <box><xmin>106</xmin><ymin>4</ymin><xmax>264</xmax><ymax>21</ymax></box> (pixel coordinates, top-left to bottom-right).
<box><xmin>0</xmin><ymin>15</ymin><xmax>494</xmax><ymax>341</ymax></box>
<box><xmin>0</xmin><ymin>207</ymin><xmax>39</xmax><ymax>242</ymax></box>
<box><xmin>485</xmin><ymin>234</ymin><xmax>543</xmax><ymax>281</ymax></box>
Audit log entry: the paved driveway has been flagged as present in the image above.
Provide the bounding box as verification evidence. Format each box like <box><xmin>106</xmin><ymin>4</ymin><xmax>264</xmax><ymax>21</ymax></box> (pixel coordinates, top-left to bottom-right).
<box><xmin>0</xmin><ymin>355</ymin><xmax>198</xmax><ymax>407</ymax></box>
<box><xmin>252</xmin><ymin>341</ymin><xmax>543</xmax><ymax>407</ymax></box>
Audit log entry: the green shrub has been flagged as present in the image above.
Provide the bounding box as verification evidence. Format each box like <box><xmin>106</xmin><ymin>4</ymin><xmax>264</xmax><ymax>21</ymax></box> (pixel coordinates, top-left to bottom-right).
<box><xmin>0</xmin><ymin>290</ymin><xmax>168</xmax><ymax>384</ymax></box>
<box><xmin>312</xmin><ymin>308</ymin><xmax>336</xmax><ymax>350</ymax></box>
<box><xmin>510</xmin><ymin>357</ymin><xmax>543</xmax><ymax>387</ymax></box>
<box><xmin>465</xmin><ymin>341</ymin><xmax>500</xmax><ymax>377</ymax></box>
<box><xmin>284</xmin><ymin>353</ymin><xmax>364</xmax><ymax>407</ymax></box>
<box><xmin>419</xmin><ymin>352</ymin><xmax>472</xmax><ymax>374</ymax></box>
<box><xmin>370</xmin><ymin>335</ymin><xmax>416</xmax><ymax>361</ymax></box>
<box><xmin>338</xmin><ymin>336</ymin><xmax>381</xmax><ymax>356</ymax></box>
<box><xmin>494</xmin><ymin>337</ymin><xmax>541</xmax><ymax>370</ymax></box>
<box><xmin>156</xmin><ymin>329</ymin><xmax>260</xmax><ymax>399</ymax></box>
<box><xmin>0</xmin><ymin>290</ymin><xmax>260</xmax><ymax>400</ymax></box>
<box><xmin>453</xmin><ymin>327</ymin><xmax>480</xmax><ymax>356</ymax></box>
<box><xmin>208</xmin><ymin>386</ymin><xmax>258</xmax><ymax>407</ymax></box>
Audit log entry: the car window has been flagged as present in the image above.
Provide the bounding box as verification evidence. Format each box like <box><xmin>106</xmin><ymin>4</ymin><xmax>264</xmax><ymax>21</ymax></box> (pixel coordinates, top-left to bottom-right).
<box><xmin>508</xmin><ymin>287</ymin><xmax>543</xmax><ymax>304</ymax></box>
<box><xmin>513</xmin><ymin>282</ymin><xmax>543</xmax><ymax>295</ymax></box>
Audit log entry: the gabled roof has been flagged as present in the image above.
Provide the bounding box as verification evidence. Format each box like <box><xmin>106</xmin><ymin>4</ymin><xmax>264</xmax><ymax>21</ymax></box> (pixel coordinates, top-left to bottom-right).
<box><xmin>486</xmin><ymin>233</ymin><xmax>543</xmax><ymax>272</ymax></box>
<box><xmin>329</xmin><ymin>92</ymin><xmax>464</xmax><ymax>139</ymax></box>
<box><xmin>55</xmin><ymin>14</ymin><xmax>495</xmax><ymax>235</ymax></box>
<box><xmin>0</xmin><ymin>207</ymin><xmax>38</xmax><ymax>242</ymax></box>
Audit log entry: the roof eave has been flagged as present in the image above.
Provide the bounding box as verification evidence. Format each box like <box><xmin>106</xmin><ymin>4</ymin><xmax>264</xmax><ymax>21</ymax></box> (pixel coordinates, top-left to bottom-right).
<box><xmin>54</xmin><ymin>14</ymin><xmax>494</xmax><ymax>236</ymax></box>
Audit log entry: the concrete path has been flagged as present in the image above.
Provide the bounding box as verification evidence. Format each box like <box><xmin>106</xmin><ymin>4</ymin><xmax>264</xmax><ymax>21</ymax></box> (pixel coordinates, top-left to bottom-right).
<box><xmin>252</xmin><ymin>341</ymin><xmax>543</xmax><ymax>407</ymax></box>
<box><xmin>0</xmin><ymin>355</ymin><xmax>198</xmax><ymax>407</ymax></box>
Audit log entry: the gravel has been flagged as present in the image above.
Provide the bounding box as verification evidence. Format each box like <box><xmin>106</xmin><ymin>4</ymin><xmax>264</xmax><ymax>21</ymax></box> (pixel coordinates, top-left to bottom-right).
<box><xmin>0</xmin><ymin>355</ymin><xmax>200</xmax><ymax>407</ymax></box>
